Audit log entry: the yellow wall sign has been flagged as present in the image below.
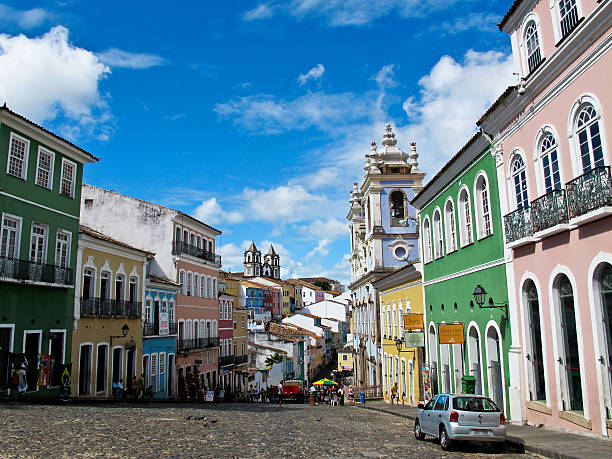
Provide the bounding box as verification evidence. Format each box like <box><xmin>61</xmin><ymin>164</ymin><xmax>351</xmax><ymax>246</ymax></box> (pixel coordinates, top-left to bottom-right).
<box><xmin>404</xmin><ymin>313</ymin><xmax>424</xmax><ymax>331</ymax></box>
<box><xmin>438</xmin><ymin>323</ymin><xmax>465</xmax><ymax>344</ymax></box>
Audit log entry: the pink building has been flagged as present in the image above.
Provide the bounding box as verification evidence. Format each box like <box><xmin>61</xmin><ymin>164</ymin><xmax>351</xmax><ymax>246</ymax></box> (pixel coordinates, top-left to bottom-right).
<box><xmin>479</xmin><ymin>0</ymin><xmax>612</xmax><ymax>436</ymax></box>
<box><xmin>315</xmin><ymin>290</ymin><xmax>325</xmax><ymax>303</ymax></box>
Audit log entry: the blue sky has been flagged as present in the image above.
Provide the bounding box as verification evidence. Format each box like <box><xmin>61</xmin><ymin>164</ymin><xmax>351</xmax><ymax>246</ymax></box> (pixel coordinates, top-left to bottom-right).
<box><xmin>0</xmin><ymin>0</ymin><xmax>516</xmax><ymax>285</ymax></box>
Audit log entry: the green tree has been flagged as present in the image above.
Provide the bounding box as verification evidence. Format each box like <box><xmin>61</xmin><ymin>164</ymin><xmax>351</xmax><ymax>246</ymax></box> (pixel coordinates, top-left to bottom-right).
<box><xmin>313</xmin><ymin>280</ymin><xmax>331</xmax><ymax>291</ymax></box>
<box><xmin>265</xmin><ymin>353</ymin><xmax>284</xmax><ymax>367</ymax></box>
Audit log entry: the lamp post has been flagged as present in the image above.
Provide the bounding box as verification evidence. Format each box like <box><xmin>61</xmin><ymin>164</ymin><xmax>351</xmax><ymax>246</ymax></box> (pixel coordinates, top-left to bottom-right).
<box><xmin>472</xmin><ymin>285</ymin><xmax>508</xmax><ymax>315</ymax></box>
<box><xmin>394</xmin><ymin>338</ymin><xmax>416</xmax><ymax>358</ymax></box>
<box><xmin>110</xmin><ymin>323</ymin><xmax>129</xmax><ymax>347</ymax></box>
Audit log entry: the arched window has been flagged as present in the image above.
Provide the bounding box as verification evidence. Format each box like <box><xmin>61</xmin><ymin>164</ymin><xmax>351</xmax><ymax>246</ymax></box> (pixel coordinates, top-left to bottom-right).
<box><xmin>422</xmin><ymin>217</ymin><xmax>433</xmax><ymax>263</ymax></box>
<box><xmin>390</xmin><ymin>190</ymin><xmax>406</xmax><ymax>225</ymax></box>
<box><xmin>458</xmin><ymin>188</ymin><xmax>473</xmax><ymax>246</ymax></box>
<box><xmin>524</xmin><ymin>20</ymin><xmax>542</xmax><ymax>73</ymax></box>
<box><xmin>575</xmin><ymin>105</ymin><xmax>605</xmax><ymax>173</ymax></box>
<box><xmin>511</xmin><ymin>156</ymin><xmax>529</xmax><ymax>209</ymax></box>
<box><xmin>432</xmin><ymin>209</ymin><xmax>443</xmax><ymax>259</ymax></box>
<box><xmin>444</xmin><ymin>199</ymin><xmax>457</xmax><ymax>253</ymax></box>
<box><xmin>475</xmin><ymin>174</ymin><xmax>493</xmax><ymax>238</ymax></box>
<box><xmin>524</xmin><ymin>280</ymin><xmax>546</xmax><ymax>401</ymax></box>
<box><xmin>367</xmin><ymin>196</ymin><xmax>372</xmax><ymax>232</ymax></box>
<box><xmin>539</xmin><ymin>133</ymin><xmax>562</xmax><ymax>193</ymax></box>
<box><xmin>392</xmin><ymin>308</ymin><xmax>397</xmax><ymax>339</ymax></box>
<box><xmin>556</xmin><ymin>274</ymin><xmax>583</xmax><ymax>411</ymax></box>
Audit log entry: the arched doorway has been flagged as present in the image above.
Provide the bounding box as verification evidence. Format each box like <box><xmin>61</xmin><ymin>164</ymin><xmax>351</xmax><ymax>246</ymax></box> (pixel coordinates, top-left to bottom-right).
<box><xmin>440</xmin><ymin>342</ymin><xmax>451</xmax><ymax>393</ymax></box>
<box><xmin>486</xmin><ymin>326</ymin><xmax>503</xmax><ymax>410</ymax></box>
<box><xmin>468</xmin><ymin>325</ymin><xmax>482</xmax><ymax>395</ymax></box>
<box><xmin>428</xmin><ymin>324</ymin><xmax>438</xmax><ymax>395</ymax></box>
<box><xmin>524</xmin><ymin>279</ymin><xmax>546</xmax><ymax>402</ymax></box>
<box><xmin>596</xmin><ymin>264</ymin><xmax>612</xmax><ymax>419</ymax></box>
<box><xmin>556</xmin><ymin>274</ymin><xmax>583</xmax><ymax>412</ymax></box>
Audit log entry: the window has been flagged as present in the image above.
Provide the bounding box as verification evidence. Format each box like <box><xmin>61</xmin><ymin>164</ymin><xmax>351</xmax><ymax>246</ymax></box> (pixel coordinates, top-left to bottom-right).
<box><xmin>475</xmin><ymin>174</ymin><xmax>492</xmax><ymax>238</ymax></box>
<box><xmin>390</xmin><ymin>190</ymin><xmax>406</xmax><ymax>225</ymax></box>
<box><xmin>96</xmin><ymin>344</ymin><xmax>107</xmax><ymax>393</ymax></box>
<box><xmin>458</xmin><ymin>188</ymin><xmax>473</xmax><ymax>246</ymax></box>
<box><xmin>575</xmin><ymin>105</ymin><xmax>605</xmax><ymax>174</ymax></box>
<box><xmin>7</xmin><ymin>133</ymin><xmax>29</xmax><ymax>179</ymax></box>
<box><xmin>432</xmin><ymin>209</ymin><xmax>443</xmax><ymax>259</ymax></box>
<box><xmin>175</xmin><ymin>227</ymin><xmax>181</xmax><ymax>243</ymax></box>
<box><xmin>30</xmin><ymin>224</ymin><xmax>47</xmax><ymax>263</ymax></box>
<box><xmin>212</xmin><ymin>279</ymin><xmax>217</xmax><ymax>298</ymax></box>
<box><xmin>179</xmin><ymin>271</ymin><xmax>185</xmax><ymax>295</ymax></box>
<box><xmin>36</xmin><ymin>147</ymin><xmax>54</xmax><ymax>189</ymax></box>
<box><xmin>444</xmin><ymin>199</ymin><xmax>457</xmax><ymax>253</ymax></box>
<box><xmin>159</xmin><ymin>353</ymin><xmax>166</xmax><ymax>375</ymax></box>
<box><xmin>115</xmin><ymin>274</ymin><xmax>124</xmax><ymax>301</ymax></box>
<box><xmin>169</xmin><ymin>300</ymin><xmax>175</xmax><ymax>323</ymax></box>
<box><xmin>144</xmin><ymin>299</ymin><xmax>152</xmax><ymax>323</ymax></box>
<box><xmin>193</xmin><ymin>274</ymin><xmax>199</xmax><ymax>297</ymax></box>
<box><xmin>55</xmin><ymin>231</ymin><xmax>70</xmax><ymax>267</ymax></box>
<box><xmin>100</xmin><ymin>272</ymin><xmax>110</xmax><ymax>299</ymax></box>
<box><xmin>161</xmin><ymin>299</ymin><xmax>167</xmax><ymax>313</ymax></box>
<box><xmin>422</xmin><ymin>217</ymin><xmax>432</xmax><ymax>263</ymax></box>
<box><xmin>207</xmin><ymin>277</ymin><xmax>212</xmax><ymax>298</ymax></box>
<box><xmin>129</xmin><ymin>277</ymin><xmax>138</xmax><ymax>303</ymax></box>
<box><xmin>186</xmin><ymin>272</ymin><xmax>192</xmax><ymax>296</ymax></box>
<box><xmin>524</xmin><ymin>20</ymin><xmax>542</xmax><ymax>73</ymax></box>
<box><xmin>60</xmin><ymin>159</ymin><xmax>77</xmax><ymax>198</ymax></box>
<box><xmin>558</xmin><ymin>0</ymin><xmax>579</xmax><ymax>38</ymax></box>
<box><xmin>511</xmin><ymin>156</ymin><xmax>529</xmax><ymax>209</ymax></box>
<box><xmin>1</xmin><ymin>215</ymin><xmax>20</xmax><ymax>259</ymax></box>
<box><xmin>151</xmin><ymin>353</ymin><xmax>157</xmax><ymax>377</ymax></box>
<box><xmin>83</xmin><ymin>269</ymin><xmax>95</xmax><ymax>300</ymax></box>
<box><xmin>539</xmin><ymin>134</ymin><xmax>562</xmax><ymax>193</ymax></box>
<box><xmin>219</xmin><ymin>301</ymin><xmax>223</xmax><ymax>319</ymax></box>
<box><xmin>200</xmin><ymin>277</ymin><xmax>205</xmax><ymax>297</ymax></box>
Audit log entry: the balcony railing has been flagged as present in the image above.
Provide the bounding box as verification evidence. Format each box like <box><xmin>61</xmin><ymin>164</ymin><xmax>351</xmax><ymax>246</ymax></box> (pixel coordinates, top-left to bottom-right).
<box><xmin>0</xmin><ymin>257</ymin><xmax>73</xmax><ymax>285</ymax></box>
<box><xmin>531</xmin><ymin>188</ymin><xmax>568</xmax><ymax>233</ymax></box>
<box><xmin>504</xmin><ymin>206</ymin><xmax>533</xmax><ymax>243</ymax></box>
<box><xmin>172</xmin><ymin>241</ymin><xmax>221</xmax><ymax>266</ymax></box>
<box><xmin>234</xmin><ymin>354</ymin><xmax>248</xmax><ymax>365</ymax></box>
<box><xmin>80</xmin><ymin>298</ymin><xmax>141</xmax><ymax>318</ymax></box>
<box><xmin>176</xmin><ymin>337</ymin><xmax>220</xmax><ymax>352</ymax></box>
<box><xmin>560</xmin><ymin>6</ymin><xmax>579</xmax><ymax>38</ymax></box>
<box><xmin>566</xmin><ymin>166</ymin><xmax>612</xmax><ymax>219</ymax></box>
<box><xmin>219</xmin><ymin>355</ymin><xmax>235</xmax><ymax>367</ymax></box>
<box><xmin>142</xmin><ymin>321</ymin><xmax>178</xmax><ymax>336</ymax></box>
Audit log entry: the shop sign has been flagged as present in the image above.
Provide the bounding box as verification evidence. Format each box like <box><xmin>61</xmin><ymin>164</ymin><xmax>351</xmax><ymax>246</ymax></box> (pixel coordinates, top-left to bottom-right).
<box><xmin>159</xmin><ymin>312</ymin><xmax>169</xmax><ymax>335</ymax></box>
<box><xmin>403</xmin><ymin>331</ymin><xmax>424</xmax><ymax>348</ymax></box>
<box><xmin>404</xmin><ymin>313</ymin><xmax>424</xmax><ymax>331</ymax></box>
<box><xmin>438</xmin><ymin>323</ymin><xmax>464</xmax><ymax>344</ymax></box>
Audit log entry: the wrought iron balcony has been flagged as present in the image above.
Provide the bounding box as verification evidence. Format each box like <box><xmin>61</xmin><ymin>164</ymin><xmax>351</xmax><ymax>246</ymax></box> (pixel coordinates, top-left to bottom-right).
<box><xmin>566</xmin><ymin>166</ymin><xmax>612</xmax><ymax>219</ymax></box>
<box><xmin>177</xmin><ymin>337</ymin><xmax>220</xmax><ymax>352</ymax></box>
<box><xmin>503</xmin><ymin>205</ymin><xmax>533</xmax><ymax>243</ymax></box>
<box><xmin>531</xmin><ymin>188</ymin><xmax>568</xmax><ymax>233</ymax></box>
<box><xmin>0</xmin><ymin>257</ymin><xmax>73</xmax><ymax>285</ymax></box>
<box><xmin>234</xmin><ymin>354</ymin><xmax>248</xmax><ymax>365</ymax></box>
<box><xmin>219</xmin><ymin>355</ymin><xmax>235</xmax><ymax>367</ymax></box>
<box><xmin>172</xmin><ymin>241</ymin><xmax>221</xmax><ymax>266</ymax></box>
<box><xmin>143</xmin><ymin>321</ymin><xmax>179</xmax><ymax>336</ymax></box>
<box><xmin>80</xmin><ymin>298</ymin><xmax>141</xmax><ymax>318</ymax></box>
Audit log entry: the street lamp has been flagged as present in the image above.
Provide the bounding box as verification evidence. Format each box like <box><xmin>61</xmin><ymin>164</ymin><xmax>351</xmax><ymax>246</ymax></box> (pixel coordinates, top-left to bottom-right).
<box><xmin>110</xmin><ymin>323</ymin><xmax>130</xmax><ymax>347</ymax></box>
<box><xmin>394</xmin><ymin>338</ymin><xmax>415</xmax><ymax>357</ymax></box>
<box><xmin>472</xmin><ymin>285</ymin><xmax>508</xmax><ymax>314</ymax></box>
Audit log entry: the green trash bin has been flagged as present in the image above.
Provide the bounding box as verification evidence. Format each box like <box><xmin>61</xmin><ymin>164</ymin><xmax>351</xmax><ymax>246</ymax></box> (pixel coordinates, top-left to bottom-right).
<box><xmin>461</xmin><ymin>375</ymin><xmax>476</xmax><ymax>394</ymax></box>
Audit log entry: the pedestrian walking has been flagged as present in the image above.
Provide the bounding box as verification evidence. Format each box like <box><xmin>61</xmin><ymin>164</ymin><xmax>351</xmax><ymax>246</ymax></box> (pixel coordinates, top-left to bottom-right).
<box><xmin>137</xmin><ymin>373</ymin><xmax>145</xmax><ymax>400</ymax></box>
<box><xmin>391</xmin><ymin>382</ymin><xmax>398</xmax><ymax>404</ymax></box>
<box><xmin>277</xmin><ymin>380</ymin><xmax>284</xmax><ymax>408</ymax></box>
<box><xmin>17</xmin><ymin>364</ymin><xmax>27</xmax><ymax>394</ymax></box>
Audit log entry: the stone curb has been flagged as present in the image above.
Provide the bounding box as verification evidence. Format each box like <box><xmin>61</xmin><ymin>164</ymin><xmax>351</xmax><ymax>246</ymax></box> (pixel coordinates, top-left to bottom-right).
<box><xmin>354</xmin><ymin>404</ymin><xmax>582</xmax><ymax>459</ymax></box>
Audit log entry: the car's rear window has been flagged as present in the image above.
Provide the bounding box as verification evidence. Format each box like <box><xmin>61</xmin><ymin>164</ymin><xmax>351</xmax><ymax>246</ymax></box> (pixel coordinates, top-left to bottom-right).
<box><xmin>452</xmin><ymin>397</ymin><xmax>500</xmax><ymax>412</ymax></box>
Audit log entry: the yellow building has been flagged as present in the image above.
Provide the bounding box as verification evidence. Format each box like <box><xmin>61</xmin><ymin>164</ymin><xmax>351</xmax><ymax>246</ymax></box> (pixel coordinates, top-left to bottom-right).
<box><xmin>281</xmin><ymin>283</ymin><xmax>292</xmax><ymax>316</ymax></box>
<box><xmin>71</xmin><ymin>226</ymin><xmax>150</xmax><ymax>398</ymax></box>
<box><xmin>373</xmin><ymin>264</ymin><xmax>424</xmax><ymax>406</ymax></box>
<box><xmin>219</xmin><ymin>270</ymin><xmax>240</xmax><ymax>298</ymax></box>
<box><xmin>232</xmin><ymin>303</ymin><xmax>248</xmax><ymax>392</ymax></box>
<box><xmin>337</xmin><ymin>345</ymin><xmax>353</xmax><ymax>373</ymax></box>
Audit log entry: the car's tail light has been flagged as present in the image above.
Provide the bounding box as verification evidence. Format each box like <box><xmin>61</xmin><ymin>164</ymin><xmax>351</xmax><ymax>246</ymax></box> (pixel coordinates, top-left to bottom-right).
<box><xmin>449</xmin><ymin>410</ymin><xmax>459</xmax><ymax>423</ymax></box>
<box><xmin>500</xmin><ymin>413</ymin><xmax>506</xmax><ymax>425</ymax></box>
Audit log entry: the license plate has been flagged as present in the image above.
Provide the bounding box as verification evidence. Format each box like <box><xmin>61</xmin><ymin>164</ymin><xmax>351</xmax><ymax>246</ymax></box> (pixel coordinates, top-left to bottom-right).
<box><xmin>472</xmin><ymin>430</ymin><xmax>490</xmax><ymax>436</ymax></box>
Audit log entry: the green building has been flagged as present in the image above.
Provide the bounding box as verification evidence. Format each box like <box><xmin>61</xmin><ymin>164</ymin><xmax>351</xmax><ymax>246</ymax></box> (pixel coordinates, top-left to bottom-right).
<box><xmin>411</xmin><ymin>132</ymin><xmax>511</xmax><ymax>414</ymax></box>
<box><xmin>0</xmin><ymin>106</ymin><xmax>97</xmax><ymax>395</ymax></box>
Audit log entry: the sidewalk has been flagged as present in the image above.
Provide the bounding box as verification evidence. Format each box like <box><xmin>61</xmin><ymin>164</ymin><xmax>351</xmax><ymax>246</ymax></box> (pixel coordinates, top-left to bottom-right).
<box><xmin>355</xmin><ymin>400</ymin><xmax>611</xmax><ymax>459</ymax></box>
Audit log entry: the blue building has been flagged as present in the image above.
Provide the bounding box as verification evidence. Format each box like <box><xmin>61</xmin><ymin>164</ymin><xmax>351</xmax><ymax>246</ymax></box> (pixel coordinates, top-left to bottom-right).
<box><xmin>245</xmin><ymin>284</ymin><xmax>263</xmax><ymax>312</ymax></box>
<box><xmin>142</xmin><ymin>274</ymin><xmax>179</xmax><ymax>399</ymax></box>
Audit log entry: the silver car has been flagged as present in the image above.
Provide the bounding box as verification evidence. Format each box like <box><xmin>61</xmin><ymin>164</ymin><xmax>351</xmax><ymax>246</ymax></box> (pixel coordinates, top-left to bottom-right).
<box><xmin>414</xmin><ymin>394</ymin><xmax>507</xmax><ymax>451</ymax></box>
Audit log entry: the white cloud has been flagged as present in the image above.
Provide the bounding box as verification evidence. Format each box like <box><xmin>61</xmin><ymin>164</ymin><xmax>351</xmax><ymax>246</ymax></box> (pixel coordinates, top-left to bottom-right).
<box><xmin>0</xmin><ymin>4</ymin><xmax>54</xmax><ymax>29</ymax></box>
<box><xmin>298</xmin><ymin>218</ymin><xmax>347</xmax><ymax>241</ymax></box>
<box><xmin>242</xmin><ymin>0</ymin><xmax>458</xmax><ymax>27</ymax></box>
<box><xmin>241</xmin><ymin>184</ymin><xmax>340</xmax><ymax>223</ymax></box>
<box><xmin>193</xmin><ymin>197</ymin><xmax>245</xmax><ymax>225</ymax></box>
<box><xmin>298</xmin><ymin>64</ymin><xmax>325</xmax><ymax>86</ymax></box>
<box><xmin>431</xmin><ymin>13</ymin><xmax>501</xmax><ymax>36</ymax></box>
<box><xmin>305</xmin><ymin>239</ymin><xmax>331</xmax><ymax>261</ymax></box>
<box><xmin>397</xmin><ymin>50</ymin><xmax>514</xmax><ymax>176</ymax></box>
<box><xmin>96</xmin><ymin>48</ymin><xmax>167</xmax><ymax>69</ymax></box>
<box><xmin>0</xmin><ymin>26</ymin><xmax>112</xmax><ymax>139</ymax></box>
<box><xmin>214</xmin><ymin>91</ymin><xmax>371</xmax><ymax>135</ymax></box>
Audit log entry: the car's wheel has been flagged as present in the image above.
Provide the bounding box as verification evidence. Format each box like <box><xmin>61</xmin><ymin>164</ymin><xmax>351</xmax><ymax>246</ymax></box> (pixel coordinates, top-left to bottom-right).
<box><xmin>439</xmin><ymin>426</ymin><xmax>452</xmax><ymax>451</ymax></box>
<box><xmin>414</xmin><ymin>420</ymin><xmax>425</xmax><ymax>441</ymax></box>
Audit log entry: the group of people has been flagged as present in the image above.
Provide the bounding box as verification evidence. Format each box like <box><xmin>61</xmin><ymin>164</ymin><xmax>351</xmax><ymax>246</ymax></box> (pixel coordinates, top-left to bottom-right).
<box><xmin>309</xmin><ymin>384</ymin><xmax>344</xmax><ymax>405</ymax></box>
<box><xmin>112</xmin><ymin>374</ymin><xmax>153</xmax><ymax>400</ymax></box>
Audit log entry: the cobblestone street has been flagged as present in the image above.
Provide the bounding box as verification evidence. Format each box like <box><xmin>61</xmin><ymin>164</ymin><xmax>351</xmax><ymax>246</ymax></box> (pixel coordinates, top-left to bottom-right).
<box><xmin>0</xmin><ymin>403</ymin><xmax>529</xmax><ymax>458</ymax></box>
